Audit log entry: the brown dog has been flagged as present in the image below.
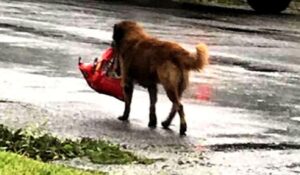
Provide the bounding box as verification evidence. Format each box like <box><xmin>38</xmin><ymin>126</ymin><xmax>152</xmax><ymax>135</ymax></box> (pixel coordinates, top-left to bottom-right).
<box><xmin>112</xmin><ymin>21</ymin><xmax>209</xmax><ymax>135</ymax></box>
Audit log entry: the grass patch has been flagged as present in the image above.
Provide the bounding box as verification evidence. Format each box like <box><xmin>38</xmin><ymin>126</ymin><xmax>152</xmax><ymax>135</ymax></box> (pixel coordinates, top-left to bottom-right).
<box><xmin>0</xmin><ymin>124</ymin><xmax>154</xmax><ymax>165</ymax></box>
<box><xmin>0</xmin><ymin>151</ymin><xmax>104</xmax><ymax>175</ymax></box>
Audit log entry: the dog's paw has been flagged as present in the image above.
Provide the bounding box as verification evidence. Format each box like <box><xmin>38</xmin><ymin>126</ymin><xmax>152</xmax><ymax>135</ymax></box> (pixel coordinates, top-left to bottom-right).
<box><xmin>179</xmin><ymin>131</ymin><xmax>186</xmax><ymax>136</ymax></box>
<box><xmin>148</xmin><ymin>121</ymin><xmax>157</xmax><ymax>128</ymax></box>
<box><xmin>161</xmin><ymin>121</ymin><xmax>170</xmax><ymax>129</ymax></box>
<box><xmin>179</xmin><ymin>124</ymin><xmax>187</xmax><ymax>136</ymax></box>
<box><xmin>118</xmin><ymin>116</ymin><xmax>128</xmax><ymax>121</ymax></box>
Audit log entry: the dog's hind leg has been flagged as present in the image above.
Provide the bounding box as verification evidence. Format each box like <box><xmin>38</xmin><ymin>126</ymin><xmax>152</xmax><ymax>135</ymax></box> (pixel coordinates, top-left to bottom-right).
<box><xmin>148</xmin><ymin>85</ymin><xmax>157</xmax><ymax>128</ymax></box>
<box><xmin>118</xmin><ymin>80</ymin><xmax>134</xmax><ymax>121</ymax></box>
<box><xmin>161</xmin><ymin>69</ymin><xmax>188</xmax><ymax>135</ymax></box>
<box><xmin>178</xmin><ymin>72</ymin><xmax>188</xmax><ymax>135</ymax></box>
<box><xmin>159</xmin><ymin>73</ymin><xmax>178</xmax><ymax>130</ymax></box>
<box><xmin>161</xmin><ymin>88</ymin><xmax>186</xmax><ymax>135</ymax></box>
<box><xmin>178</xmin><ymin>104</ymin><xmax>187</xmax><ymax>136</ymax></box>
<box><xmin>161</xmin><ymin>103</ymin><xmax>177</xmax><ymax>129</ymax></box>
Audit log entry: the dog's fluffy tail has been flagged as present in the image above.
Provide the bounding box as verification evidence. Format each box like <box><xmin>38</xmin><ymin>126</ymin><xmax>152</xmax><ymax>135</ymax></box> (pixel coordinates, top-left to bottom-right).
<box><xmin>181</xmin><ymin>43</ymin><xmax>209</xmax><ymax>71</ymax></box>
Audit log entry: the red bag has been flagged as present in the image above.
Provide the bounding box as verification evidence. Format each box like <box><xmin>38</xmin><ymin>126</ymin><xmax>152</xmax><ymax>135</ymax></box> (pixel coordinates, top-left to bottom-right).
<box><xmin>78</xmin><ymin>48</ymin><xmax>124</xmax><ymax>101</ymax></box>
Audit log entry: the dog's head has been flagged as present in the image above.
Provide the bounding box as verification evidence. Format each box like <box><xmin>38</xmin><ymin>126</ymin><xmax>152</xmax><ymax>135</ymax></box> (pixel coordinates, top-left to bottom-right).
<box><xmin>112</xmin><ymin>21</ymin><xmax>144</xmax><ymax>47</ymax></box>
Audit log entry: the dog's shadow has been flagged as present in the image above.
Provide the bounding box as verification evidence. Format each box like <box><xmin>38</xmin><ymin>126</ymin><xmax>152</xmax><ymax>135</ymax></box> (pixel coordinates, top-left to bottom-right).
<box><xmin>83</xmin><ymin>117</ymin><xmax>195</xmax><ymax>148</ymax></box>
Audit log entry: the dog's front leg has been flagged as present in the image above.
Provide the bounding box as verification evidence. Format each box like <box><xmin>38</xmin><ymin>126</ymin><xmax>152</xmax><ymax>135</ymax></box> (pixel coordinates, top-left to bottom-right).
<box><xmin>118</xmin><ymin>80</ymin><xmax>134</xmax><ymax>121</ymax></box>
<box><xmin>148</xmin><ymin>85</ymin><xmax>157</xmax><ymax>128</ymax></box>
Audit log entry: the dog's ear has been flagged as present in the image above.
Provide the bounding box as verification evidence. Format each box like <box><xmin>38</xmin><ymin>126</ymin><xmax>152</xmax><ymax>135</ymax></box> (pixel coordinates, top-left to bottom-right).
<box><xmin>112</xmin><ymin>24</ymin><xmax>124</xmax><ymax>47</ymax></box>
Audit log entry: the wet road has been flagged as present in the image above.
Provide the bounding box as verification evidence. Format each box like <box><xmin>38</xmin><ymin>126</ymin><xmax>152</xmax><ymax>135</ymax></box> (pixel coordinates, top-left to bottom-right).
<box><xmin>1</xmin><ymin>0</ymin><xmax>300</xmax><ymax>174</ymax></box>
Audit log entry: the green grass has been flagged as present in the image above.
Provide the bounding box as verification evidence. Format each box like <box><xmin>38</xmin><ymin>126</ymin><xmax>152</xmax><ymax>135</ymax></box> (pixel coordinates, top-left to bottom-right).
<box><xmin>0</xmin><ymin>151</ymin><xmax>105</xmax><ymax>175</ymax></box>
<box><xmin>0</xmin><ymin>124</ymin><xmax>154</xmax><ymax>165</ymax></box>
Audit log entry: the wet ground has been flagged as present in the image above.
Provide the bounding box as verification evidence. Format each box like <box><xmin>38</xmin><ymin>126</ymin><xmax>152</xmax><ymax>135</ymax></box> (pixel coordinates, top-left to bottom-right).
<box><xmin>0</xmin><ymin>0</ymin><xmax>300</xmax><ymax>174</ymax></box>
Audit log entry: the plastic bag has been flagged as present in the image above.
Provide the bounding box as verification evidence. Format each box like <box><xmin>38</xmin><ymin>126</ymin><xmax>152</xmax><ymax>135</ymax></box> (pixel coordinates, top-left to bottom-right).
<box><xmin>78</xmin><ymin>48</ymin><xmax>124</xmax><ymax>101</ymax></box>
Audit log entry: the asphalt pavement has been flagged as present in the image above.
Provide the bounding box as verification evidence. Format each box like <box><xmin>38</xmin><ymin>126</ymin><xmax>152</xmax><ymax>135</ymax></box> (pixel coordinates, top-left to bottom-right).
<box><xmin>0</xmin><ymin>0</ymin><xmax>300</xmax><ymax>174</ymax></box>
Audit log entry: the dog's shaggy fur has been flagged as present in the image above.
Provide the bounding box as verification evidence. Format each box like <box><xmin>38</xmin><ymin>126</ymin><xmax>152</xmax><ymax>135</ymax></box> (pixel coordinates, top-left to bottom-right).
<box><xmin>112</xmin><ymin>21</ymin><xmax>209</xmax><ymax>135</ymax></box>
